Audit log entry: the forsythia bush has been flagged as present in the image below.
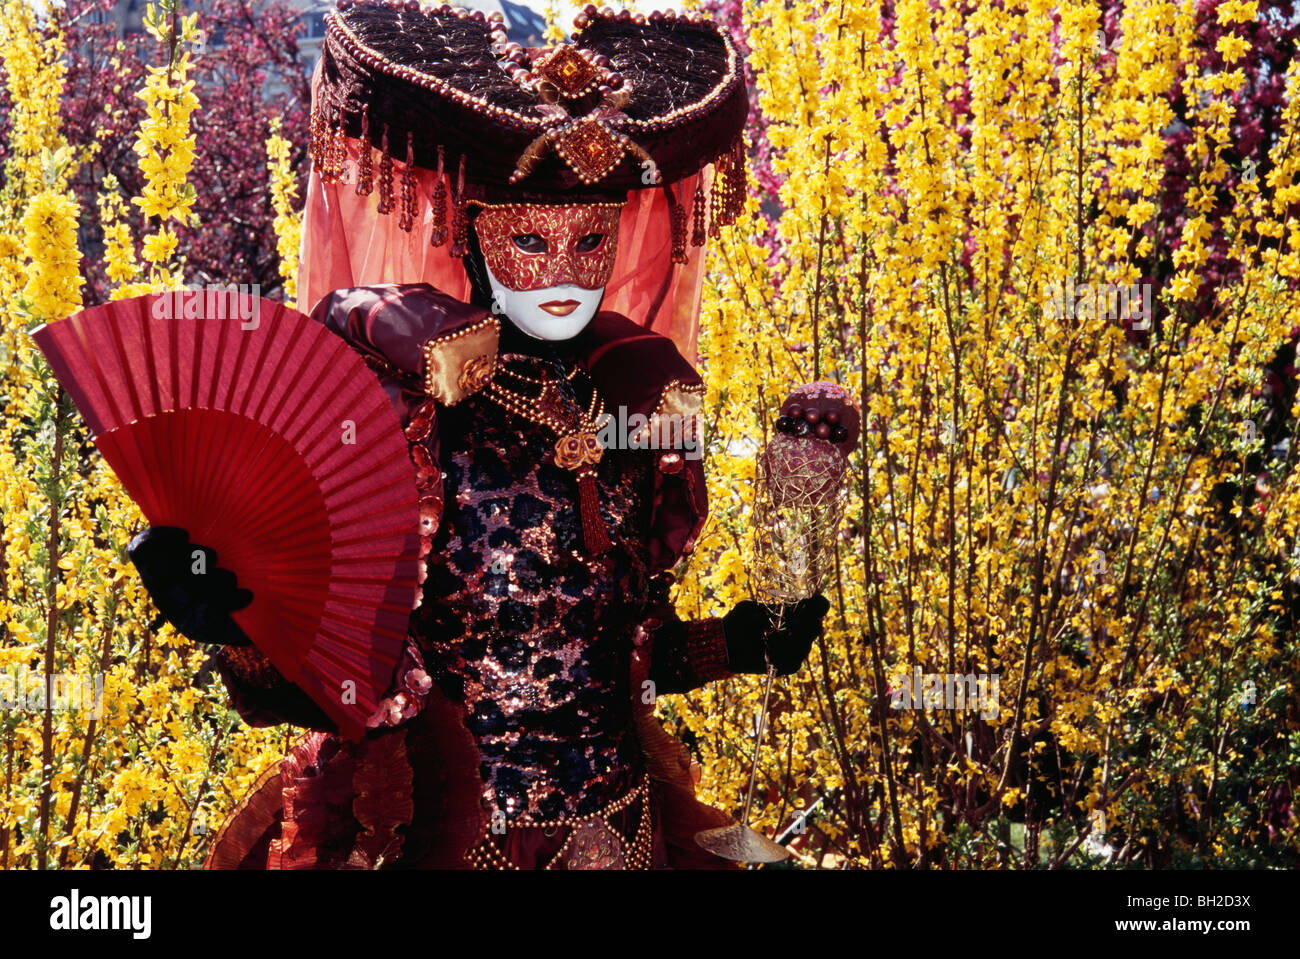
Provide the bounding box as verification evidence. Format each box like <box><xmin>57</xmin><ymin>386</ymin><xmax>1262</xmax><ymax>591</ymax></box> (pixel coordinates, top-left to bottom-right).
<box><xmin>1</xmin><ymin>0</ymin><xmax>1297</xmax><ymax>870</ymax></box>
<box><xmin>673</xmin><ymin>0</ymin><xmax>1300</xmax><ymax>867</ymax></box>
<box><xmin>0</xmin><ymin>0</ymin><xmax>284</xmax><ymax>870</ymax></box>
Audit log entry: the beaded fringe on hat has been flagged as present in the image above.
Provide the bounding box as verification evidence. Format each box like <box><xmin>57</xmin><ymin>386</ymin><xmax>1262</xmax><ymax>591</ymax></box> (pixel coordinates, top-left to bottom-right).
<box><xmin>308</xmin><ymin>102</ymin><xmax>749</xmax><ymax>263</ymax></box>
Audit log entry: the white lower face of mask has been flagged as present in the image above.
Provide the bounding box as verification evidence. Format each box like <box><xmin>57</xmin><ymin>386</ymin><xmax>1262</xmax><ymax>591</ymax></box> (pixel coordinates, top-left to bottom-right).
<box><xmin>485</xmin><ymin>261</ymin><xmax>605</xmax><ymax>342</ymax></box>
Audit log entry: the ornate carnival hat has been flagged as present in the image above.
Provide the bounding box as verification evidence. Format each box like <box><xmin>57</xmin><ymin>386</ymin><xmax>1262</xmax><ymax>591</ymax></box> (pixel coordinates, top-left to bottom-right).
<box><xmin>299</xmin><ymin>1</ymin><xmax>750</xmax><ymax>361</ymax></box>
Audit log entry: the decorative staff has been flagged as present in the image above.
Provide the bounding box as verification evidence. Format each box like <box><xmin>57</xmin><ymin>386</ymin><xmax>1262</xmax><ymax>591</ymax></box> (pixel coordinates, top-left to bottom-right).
<box><xmin>696</xmin><ymin>381</ymin><xmax>860</xmax><ymax>863</ymax></box>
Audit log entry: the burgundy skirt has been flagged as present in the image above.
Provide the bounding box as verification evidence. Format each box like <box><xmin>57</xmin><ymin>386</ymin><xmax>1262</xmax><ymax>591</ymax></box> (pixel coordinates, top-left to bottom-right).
<box><xmin>204</xmin><ymin>690</ymin><xmax>736</xmax><ymax>870</ymax></box>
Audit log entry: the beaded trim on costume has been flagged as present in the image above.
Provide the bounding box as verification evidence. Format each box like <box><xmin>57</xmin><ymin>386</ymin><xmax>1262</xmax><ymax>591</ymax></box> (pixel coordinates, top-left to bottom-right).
<box><xmin>420</xmin><ymin>315</ymin><xmax>501</xmax><ymax>406</ymax></box>
<box><xmin>653</xmin><ymin>378</ymin><xmax>706</xmax><ymax>417</ymax></box>
<box><xmin>463</xmin><ymin>774</ymin><xmax>654</xmax><ymax>870</ymax></box>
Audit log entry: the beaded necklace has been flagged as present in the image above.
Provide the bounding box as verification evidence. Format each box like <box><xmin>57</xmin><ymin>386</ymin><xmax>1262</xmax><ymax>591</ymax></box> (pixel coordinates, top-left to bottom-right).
<box><xmin>495</xmin><ymin>354</ymin><xmax>580</xmax><ymax>386</ymax></box>
<box><xmin>483</xmin><ymin>359</ymin><xmax>612</xmax><ymax>555</ymax></box>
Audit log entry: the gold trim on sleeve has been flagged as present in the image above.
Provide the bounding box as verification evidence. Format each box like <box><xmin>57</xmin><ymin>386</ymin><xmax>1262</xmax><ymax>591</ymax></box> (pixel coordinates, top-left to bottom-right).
<box><xmin>421</xmin><ymin>315</ymin><xmax>501</xmax><ymax>406</ymax></box>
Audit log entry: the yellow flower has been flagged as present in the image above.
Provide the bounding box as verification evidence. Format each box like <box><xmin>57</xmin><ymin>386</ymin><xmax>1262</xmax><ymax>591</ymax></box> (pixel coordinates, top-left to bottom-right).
<box><xmin>141</xmin><ymin>228</ymin><xmax>178</xmax><ymax>264</ymax></box>
<box><xmin>21</xmin><ymin>190</ymin><xmax>83</xmax><ymax>321</ymax></box>
<box><xmin>266</xmin><ymin>119</ymin><xmax>301</xmax><ymax>305</ymax></box>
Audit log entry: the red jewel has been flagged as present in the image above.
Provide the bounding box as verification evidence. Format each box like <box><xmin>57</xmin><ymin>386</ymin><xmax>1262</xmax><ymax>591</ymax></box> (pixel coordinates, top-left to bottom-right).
<box><xmin>658</xmin><ymin>451</ymin><xmax>684</xmax><ymax>474</ymax></box>
<box><xmin>403</xmin><ymin>663</ymin><xmax>430</xmax><ymax>693</ymax></box>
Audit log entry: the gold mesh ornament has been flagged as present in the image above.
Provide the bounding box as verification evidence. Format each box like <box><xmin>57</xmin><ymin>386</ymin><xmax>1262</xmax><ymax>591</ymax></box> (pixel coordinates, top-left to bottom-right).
<box><xmin>752</xmin><ymin>435</ymin><xmax>850</xmax><ymax>601</ymax></box>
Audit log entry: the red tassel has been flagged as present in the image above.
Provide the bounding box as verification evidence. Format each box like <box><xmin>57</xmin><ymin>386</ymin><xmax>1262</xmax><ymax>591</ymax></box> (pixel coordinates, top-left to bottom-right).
<box><xmin>399</xmin><ymin>132</ymin><xmax>416</xmax><ymax>232</ymax></box>
<box><xmin>711</xmin><ymin>152</ymin><xmax>731</xmax><ymax>238</ymax></box>
<box><xmin>729</xmin><ymin>137</ymin><xmax>748</xmax><ymax>220</ymax></box>
<box><xmin>308</xmin><ymin>104</ymin><xmax>325</xmax><ymax>171</ymax></box>
<box><xmin>321</xmin><ymin>111</ymin><xmax>345</xmax><ymax>185</ymax></box>
<box><xmin>666</xmin><ymin>184</ymin><xmax>687</xmax><ymax>264</ymax></box>
<box><xmin>377</xmin><ymin>127</ymin><xmax>394</xmax><ymax>215</ymax></box>
<box><xmin>577</xmin><ymin>471</ymin><xmax>611</xmax><ymax>555</ymax></box>
<box><xmin>709</xmin><ymin>154</ymin><xmax>726</xmax><ymax>231</ymax></box>
<box><xmin>430</xmin><ymin>145</ymin><xmax>447</xmax><ymax>247</ymax></box>
<box><xmin>690</xmin><ymin>179</ymin><xmax>706</xmax><ymax>247</ymax></box>
<box><xmin>356</xmin><ymin>108</ymin><xmax>373</xmax><ymax>196</ymax></box>
<box><xmin>449</xmin><ymin>154</ymin><xmax>469</xmax><ymax>257</ymax></box>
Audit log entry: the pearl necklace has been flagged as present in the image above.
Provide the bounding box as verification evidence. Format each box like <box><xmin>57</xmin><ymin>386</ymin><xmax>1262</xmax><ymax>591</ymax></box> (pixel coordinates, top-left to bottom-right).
<box><xmin>496</xmin><ymin>353</ymin><xmax>580</xmax><ymax>387</ymax></box>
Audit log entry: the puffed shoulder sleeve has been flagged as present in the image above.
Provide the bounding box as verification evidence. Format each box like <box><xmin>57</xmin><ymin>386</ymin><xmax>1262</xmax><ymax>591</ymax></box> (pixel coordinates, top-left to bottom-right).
<box><xmin>309</xmin><ymin>282</ymin><xmax>497</xmax><ymax>418</ymax></box>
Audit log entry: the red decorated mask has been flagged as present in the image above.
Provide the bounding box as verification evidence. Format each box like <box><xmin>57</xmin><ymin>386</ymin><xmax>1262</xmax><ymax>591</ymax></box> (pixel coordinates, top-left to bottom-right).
<box><xmin>473</xmin><ymin>202</ymin><xmax>622</xmax><ymax>292</ymax></box>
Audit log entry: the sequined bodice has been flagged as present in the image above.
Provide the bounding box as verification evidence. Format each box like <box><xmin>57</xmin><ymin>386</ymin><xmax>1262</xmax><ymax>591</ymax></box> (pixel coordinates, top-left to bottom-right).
<box><xmin>415</xmin><ymin>355</ymin><xmax>655</xmax><ymax>822</ymax></box>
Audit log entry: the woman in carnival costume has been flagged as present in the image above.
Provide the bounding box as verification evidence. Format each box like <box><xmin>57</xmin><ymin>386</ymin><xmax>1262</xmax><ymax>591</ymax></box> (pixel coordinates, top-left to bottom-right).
<box><xmin>129</xmin><ymin>1</ymin><xmax>838</xmax><ymax>870</ymax></box>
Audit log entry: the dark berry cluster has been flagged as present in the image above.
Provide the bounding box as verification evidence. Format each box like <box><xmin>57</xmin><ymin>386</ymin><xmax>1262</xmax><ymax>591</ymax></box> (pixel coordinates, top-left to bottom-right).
<box><xmin>775</xmin><ymin>404</ymin><xmax>849</xmax><ymax>442</ymax></box>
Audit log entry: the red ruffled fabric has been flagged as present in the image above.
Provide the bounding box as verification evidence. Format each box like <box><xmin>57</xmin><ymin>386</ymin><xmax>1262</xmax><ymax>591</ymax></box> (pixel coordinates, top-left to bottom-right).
<box><xmin>270</xmin><ymin>734</ymin><xmax>360</xmax><ymax>869</ymax></box>
<box><xmin>388</xmin><ymin>687</ymin><xmax>486</xmax><ymax>869</ymax></box>
<box><xmin>205</xmin><ymin>687</ymin><xmax>484</xmax><ymax>870</ymax></box>
<box><xmin>203</xmin><ymin>747</ymin><xmax>294</xmax><ymax>870</ymax></box>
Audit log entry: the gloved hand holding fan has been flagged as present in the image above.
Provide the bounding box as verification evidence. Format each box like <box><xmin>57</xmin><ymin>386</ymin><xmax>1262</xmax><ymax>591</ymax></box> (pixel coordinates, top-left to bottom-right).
<box><xmin>32</xmin><ymin>291</ymin><xmax>423</xmax><ymax>740</ymax></box>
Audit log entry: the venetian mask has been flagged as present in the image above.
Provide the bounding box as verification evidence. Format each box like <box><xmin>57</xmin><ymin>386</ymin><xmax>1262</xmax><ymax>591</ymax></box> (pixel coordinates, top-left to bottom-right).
<box><xmin>474</xmin><ymin>202</ymin><xmax>622</xmax><ymax>341</ymax></box>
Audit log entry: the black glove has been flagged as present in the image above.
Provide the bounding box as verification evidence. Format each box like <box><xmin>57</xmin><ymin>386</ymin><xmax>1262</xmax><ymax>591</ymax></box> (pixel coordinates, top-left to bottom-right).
<box><xmin>722</xmin><ymin>595</ymin><xmax>830</xmax><ymax>676</ymax></box>
<box><xmin>127</xmin><ymin>526</ymin><xmax>252</xmax><ymax>646</ymax></box>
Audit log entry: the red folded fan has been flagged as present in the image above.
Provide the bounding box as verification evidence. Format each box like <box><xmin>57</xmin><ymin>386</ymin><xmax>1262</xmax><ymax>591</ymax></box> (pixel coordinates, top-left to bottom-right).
<box><xmin>32</xmin><ymin>290</ymin><xmax>422</xmax><ymax>740</ymax></box>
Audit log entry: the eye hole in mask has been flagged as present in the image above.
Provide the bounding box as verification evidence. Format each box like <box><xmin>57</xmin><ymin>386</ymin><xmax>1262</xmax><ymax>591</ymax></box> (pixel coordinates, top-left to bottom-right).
<box><xmin>575</xmin><ymin>233</ymin><xmax>605</xmax><ymax>254</ymax></box>
<box><xmin>512</xmin><ymin>234</ymin><xmax>547</xmax><ymax>253</ymax></box>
